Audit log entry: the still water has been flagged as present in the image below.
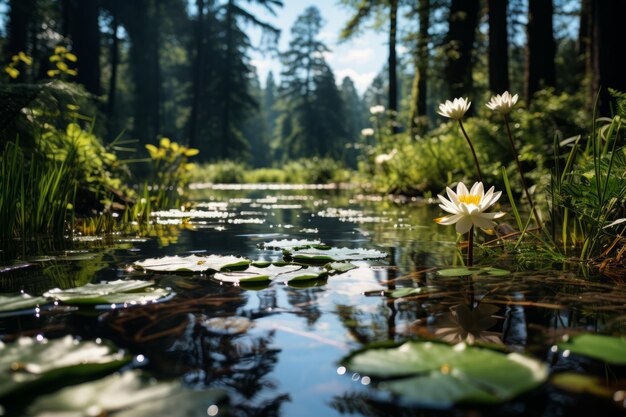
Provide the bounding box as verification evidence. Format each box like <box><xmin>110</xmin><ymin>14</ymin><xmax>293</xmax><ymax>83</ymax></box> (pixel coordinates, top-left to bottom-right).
<box><xmin>1</xmin><ymin>185</ymin><xmax>625</xmax><ymax>416</ymax></box>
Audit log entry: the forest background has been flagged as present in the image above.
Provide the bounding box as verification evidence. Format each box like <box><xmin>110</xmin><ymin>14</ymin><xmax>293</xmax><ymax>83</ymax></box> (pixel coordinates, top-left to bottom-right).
<box><xmin>0</xmin><ymin>0</ymin><xmax>624</xmax><ymax>190</ymax></box>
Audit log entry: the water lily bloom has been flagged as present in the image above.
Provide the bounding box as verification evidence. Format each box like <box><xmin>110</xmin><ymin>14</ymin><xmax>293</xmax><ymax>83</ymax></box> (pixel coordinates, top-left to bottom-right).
<box><xmin>485</xmin><ymin>91</ymin><xmax>518</xmax><ymax>114</ymax></box>
<box><xmin>369</xmin><ymin>105</ymin><xmax>385</xmax><ymax>115</ymax></box>
<box><xmin>437</xmin><ymin>97</ymin><xmax>471</xmax><ymax>120</ymax></box>
<box><xmin>435</xmin><ymin>182</ymin><xmax>505</xmax><ymax>234</ymax></box>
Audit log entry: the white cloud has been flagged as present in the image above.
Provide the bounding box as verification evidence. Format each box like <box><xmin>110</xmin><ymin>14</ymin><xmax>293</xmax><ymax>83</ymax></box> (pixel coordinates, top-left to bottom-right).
<box><xmin>250</xmin><ymin>58</ymin><xmax>273</xmax><ymax>75</ymax></box>
<box><xmin>336</xmin><ymin>47</ymin><xmax>374</xmax><ymax>64</ymax></box>
<box><xmin>335</xmin><ymin>68</ymin><xmax>377</xmax><ymax>94</ymax></box>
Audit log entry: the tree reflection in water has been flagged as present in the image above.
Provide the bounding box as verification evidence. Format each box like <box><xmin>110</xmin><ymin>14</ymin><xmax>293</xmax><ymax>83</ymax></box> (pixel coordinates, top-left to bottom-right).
<box><xmin>104</xmin><ymin>282</ymin><xmax>290</xmax><ymax>417</ymax></box>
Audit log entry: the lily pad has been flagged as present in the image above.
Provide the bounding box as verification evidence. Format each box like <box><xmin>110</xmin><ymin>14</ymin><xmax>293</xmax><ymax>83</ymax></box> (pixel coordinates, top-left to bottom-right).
<box><xmin>25</xmin><ymin>370</ymin><xmax>226</xmax><ymax>417</ymax></box>
<box><xmin>213</xmin><ymin>263</ymin><xmax>327</xmax><ymax>284</ymax></box>
<box><xmin>202</xmin><ymin>316</ymin><xmax>253</xmax><ymax>335</ymax></box>
<box><xmin>43</xmin><ymin>280</ymin><xmax>171</xmax><ymax>305</ymax></box>
<box><xmin>551</xmin><ymin>373</ymin><xmax>614</xmax><ymax>398</ymax></box>
<box><xmin>342</xmin><ymin>341</ymin><xmax>547</xmax><ymax>406</ymax></box>
<box><xmin>259</xmin><ymin>239</ymin><xmax>323</xmax><ymax>250</ymax></box>
<box><xmin>0</xmin><ymin>336</ymin><xmax>129</xmax><ymax>398</ymax></box>
<box><xmin>0</xmin><ymin>293</ymin><xmax>49</xmax><ymax>313</ymax></box>
<box><xmin>558</xmin><ymin>333</ymin><xmax>626</xmax><ymax>365</ymax></box>
<box><xmin>387</xmin><ymin>287</ymin><xmax>435</xmax><ymax>298</ymax></box>
<box><xmin>325</xmin><ymin>262</ymin><xmax>358</xmax><ymax>273</ymax></box>
<box><xmin>285</xmin><ymin>246</ymin><xmax>387</xmax><ymax>263</ymax></box>
<box><xmin>134</xmin><ymin>254</ymin><xmax>251</xmax><ymax>273</ymax></box>
<box><xmin>437</xmin><ymin>267</ymin><xmax>510</xmax><ymax>277</ymax></box>
<box><xmin>213</xmin><ymin>263</ymin><xmax>303</xmax><ymax>283</ymax></box>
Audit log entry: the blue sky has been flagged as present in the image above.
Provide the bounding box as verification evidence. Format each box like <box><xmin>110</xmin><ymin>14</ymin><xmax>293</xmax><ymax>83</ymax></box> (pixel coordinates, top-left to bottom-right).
<box><xmin>245</xmin><ymin>1</ymin><xmax>392</xmax><ymax>94</ymax></box>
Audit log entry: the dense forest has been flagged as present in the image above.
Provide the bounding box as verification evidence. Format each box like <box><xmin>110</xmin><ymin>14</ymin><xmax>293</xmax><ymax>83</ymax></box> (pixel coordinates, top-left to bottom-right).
<box><xmin>1</xmin><ymin>0</ymin><xmax>624</xmax><ymax>169</ymax></box>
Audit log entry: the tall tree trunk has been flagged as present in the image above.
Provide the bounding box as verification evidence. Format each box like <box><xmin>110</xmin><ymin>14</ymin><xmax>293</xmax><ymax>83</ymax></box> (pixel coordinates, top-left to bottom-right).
<box><xmin>189</xmin><ymin>0</ymin><xmax>205</xmax><ymax>148</ymax></box>
<box><xmin>127</xmin><ymin>1</ymin><xmax>161</xmax><ymax>145</ymax></box>
<box><xmin>488</xmin><ymin>0</ymin><xmax>509</xmax><ymax>93</ymax></box>
<box><xmin>409</xmin><ymin>0</ymin><xmax>430</xmax><ymax>134</ymax></box>
<box><xmin>388</xmin><ymin>0</ymin><xmax>398</xmax><ymax>131</ymax></box>
<box><xmin>69</xmin><ymin>0</ymin><xmax>102</xmax><ymax>95</ymax></box>
<box><xmin>444</xmin><ymin>0</ymin><xmax>480</xmax><ymax>100</ymax></box>
<box><xmin>106</xmin><ymin>10</ymin><xmax>119</xmax><ymax>136</ymax></box>
<box><xmin>525</xmin><ymin>0</ymin><xmax>555</xmax><ymax>104</ymax></box>
<box><xmin>220</xmin><ymin>0</ymin><xmax>234</xmax><ymax>159</ymax></box>
<box><xmin>6</xmin><ymin>0</ymin><xmax>36</xmax><ymax>80</ymax></box>
<box><xmin>589</xmin><ymin>0</ymin><xmax>626</xmax><ymax>115</ymax></box>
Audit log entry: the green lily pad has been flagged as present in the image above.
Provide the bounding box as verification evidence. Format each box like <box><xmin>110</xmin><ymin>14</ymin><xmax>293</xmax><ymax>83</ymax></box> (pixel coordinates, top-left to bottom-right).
<box><xmin>202</xmin><ymin>316</ymin><xmax>253</xmax><ymax>335</ymax></box>
<box><xmin>558</xmin><ymin>334</ymin><xmax>626</xmax><ymax>365</ymax></box>
<box><xmin>325</xmin><ymin>262</ymin><xmax>358</xmax><ymax>273</ymax></box>
<box><xmin>551</xmin><ymin>373</ymin><xmax>614</xmax><ymax>398</ymax></box>
<box><xmin>25</xmin><ymin>370</ymin><xmax>227</xmax><ymax>417</ymax></box>
<box><xmin>437</xmin><ymin>267</ymin><xmax>510</xmax><ymax>277</ymax></box>
<box><xmin>387</xmin><ymin>287</ymin><xmax>435</xmax><ymax>298</ymax></box>
<box><xmin>0</xmin><ymin>336</ymin><xmax>129</xmax><ymax>398</ymax></box>
<box><xmin>43</xmin><ymin>280</ymin><xmax>171</xmax><ymax>305</ymax></box>
<box><xmin>285</xmin><ymin>246</ymin><xmax>387</xmax><ymax>263</ymax></box>
<box><xmin>213</xmin><ymin>263</ymin><xmax>327</xmax><ymax>284</ymax></box>
<box><xmin>213</xmin><ymin>263</ymin><xmax>303</xmax><ymax>283</ymax></box>
<box><xmin>134</xmin><ymin>254</ymin><xmax>251</xmax><ymax>273</ymax></box>
<box><xmin>0</xmin><ymin>293</ymin><xmax>49</xmax><ymax>313</ymax></box>
<box><xmin>259</xmin><ymin>239</ymin><xmax>323</xmax><ymax>250</ymax></box>
<box><xmin>342</xmin><ymin>341</ymin><xmax>547</xmax><ymax>406</ymax></box>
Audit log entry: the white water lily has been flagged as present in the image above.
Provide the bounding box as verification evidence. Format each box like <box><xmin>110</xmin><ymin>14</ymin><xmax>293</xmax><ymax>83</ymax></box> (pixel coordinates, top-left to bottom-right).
<box><xmin>485</xmin><ymin>91</ymin><xmax>518</xmax><ymax>114</ymax></box>
<box><xmin>435</xmin><ymin>182</ymin><xmax>505</xmax><ymax>234</ymax></box>
<box><xmin>437</xmin><ymin>97</ymin><xmax>471</xmax><ymax>120</ymax></box>
<box><xmin>369</xmin><ymin>105</ymin><xmax>385</xmax><ymax>115</ymax></box>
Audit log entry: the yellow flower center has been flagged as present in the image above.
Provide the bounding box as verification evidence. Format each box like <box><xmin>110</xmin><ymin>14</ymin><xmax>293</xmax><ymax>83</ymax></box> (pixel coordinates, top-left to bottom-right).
<box><xmin>458</xmin><ymin>194</ymin><xmax>481</xmax><ymax>205</ymax></box>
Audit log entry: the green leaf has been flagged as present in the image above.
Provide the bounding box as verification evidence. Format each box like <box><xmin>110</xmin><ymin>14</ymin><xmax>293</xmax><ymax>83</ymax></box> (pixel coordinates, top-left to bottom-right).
<box><xmin>212</xmin><ymin>263</ymin><xmax>327</xmax><ymax>284</ymax></box>
<box><xmin>134</xmin><ymin>255</ymin><xmax>250</xmax><ymax>273</ymax></box>
<box><xmin>25</xmin><ymin>370</ymin><xmax>226</xmax><ymax>417</ymax></box>
<box><xmin>259</xmin><ymin>239</ymin><xmax>323</xmax><ymax>250</ymax></box>
<box><xmin>325</xmin><ymin>262</ymin><xmax>358</xmax><ymax>273</ymax></box>
<box><xmin>550</xmin><ymin>373</ymin><xmax>613</xmax><ymax>398</ymax></box>
<box><xmin>436</xmin><ymin>267</ymin><xmax>510</xmax><ymax>277</ymax></box>
<box><xmin>0</xmin><ymin>336</ymin><xmax>129</xmax><ymax>398</ymax></box>
<box><xmin>558</xmin><ymin>334</ymin><xmax>626</xmax><ymax>365</ymax></box>
<box><xmin>343</xmin><ymin>341</ymin><xmax>547</xmax><ymax>406</ymax></box>
<box><xmin>285</xmin><ymin>246</ymin><xmax>387</xmax><ymax>263</ymax></box>
<box><xmin>388</xmin><ymin>287</ymin><xmax>435</xmax><ymax>298</ymax></box>
<box><xmin>43</xmin><ymin>280</ymin><xmax>171</xmax><ymax>305</ymax></box>
<box><xmin>0</xmin><ymin>294</ymin><xmax>49</xmax><ymax>312</ymax></box>
<box><xmin>437</xmin><ymin>268</ymin><xmax>473</xmax><ymax>277</ymax></box>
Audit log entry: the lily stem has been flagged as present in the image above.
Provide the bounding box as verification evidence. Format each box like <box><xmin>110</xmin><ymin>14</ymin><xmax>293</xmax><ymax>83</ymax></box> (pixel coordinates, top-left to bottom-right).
<box><xmin>503</xmin><ymin>115</ymin><xmax>542</xmax><ymax>229</ymax></box>
<box><xmin>458</xmin><ymin>120</ymin><xmax>483</xmax><ymax>183</ymax></box>
<box><xmin>467</xmin><ymin>226</ymin><xmax>474</xmax><ymax>267</ymax></box>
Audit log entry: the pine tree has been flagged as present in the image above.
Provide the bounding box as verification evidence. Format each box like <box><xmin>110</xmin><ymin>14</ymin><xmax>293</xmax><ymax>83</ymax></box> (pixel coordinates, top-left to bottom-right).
<box><xmin>278</xmin><ymin>6</ymin><xmax>346</xmax><ymax>160</ymax></box>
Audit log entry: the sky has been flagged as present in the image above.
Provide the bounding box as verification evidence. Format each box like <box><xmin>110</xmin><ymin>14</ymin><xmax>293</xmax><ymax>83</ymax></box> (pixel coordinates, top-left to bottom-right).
<box><xmin>245</xmin><ymin>1</ymin><xmax>390</xmax><ymax>94</ymax></box>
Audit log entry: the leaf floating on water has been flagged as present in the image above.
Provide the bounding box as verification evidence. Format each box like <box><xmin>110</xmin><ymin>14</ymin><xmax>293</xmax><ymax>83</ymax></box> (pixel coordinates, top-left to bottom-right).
<box><xmin>202</xmin><ymin>316</ymin><xmax>253</xmax><ymax>335</ymax></box>
<box><xmin>259</xmin><ymin>239</ymin><xmax>323</xmax><ymax>250</ymax></box>
<box><xmin>285</xmin><ymin>246</ymin><xmax>387</xmax><ymax>263</ymax></box>
<box><xmin>325</xmin><ymin>262</ymin><xmax>358</xmax><ymax>273</ymax></box>
<box><xmin>0</xmin><ymin>335</ymin><xmax>129</xmax><ymax>399</ymax></box>
<box><xmin>0</xmin><ymin>262</ymin><xmax>34</xmax><ymax>274</ymax></box>
<box><xmin>342</xmin><ymin>341</ymin><xmax>547</xmax><ymax>406</ymax></box>
<box><xmin>43</xmin><ymin>280</ymin><xmax>171</xmax><ymax>305</ymax></box>
<box><xmin>550</xmin><ymin>373</ymin><xmax>614</xmax><ymax>398</ymax></box>
<box><xmin>387</xmin><ymin>287</ymin><xmax>436</xmax><ymax>298</ymax></box>
<box><xmin>437</xmin><ymin>267</ymin><xmax>510</xmax><ymax>277</ymax></box>
<box><xmin>25</xmin><ymin>370</ymin><xmax>227</xmax><ymax>417</ymax></box>
<box><xmin>212</xmin><ymin>263</ymin><xmax>327</xmax><ymax>284</ymax></box>
<box><xmin>134</xmin><ymin>254</ymin><xmax>251</xmax><ymax>273</ymax></box>
<box><xmin>558</xmin><ymin>333</ymin><xmax>626</xmax><ymax>365</ymax></box>
<box><xmin>0</xmin><ymin>293</ymin><xmax>49</xmax><ymax>313</ymax></box>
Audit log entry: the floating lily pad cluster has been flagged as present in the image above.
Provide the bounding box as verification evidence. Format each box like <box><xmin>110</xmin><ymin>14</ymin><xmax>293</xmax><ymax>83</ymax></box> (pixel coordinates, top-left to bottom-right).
<box><xmin>342</xmin><ymin>340</ymin><xmax>548</xmax><ymax>406</ymax></box>
<box><xmin>0</xmin><ymin>280</ymin><xmax>172</xmax><ymax>314</ymax></box>
<box><xmin>133</xmin><ymin>240</ymin><xmax>385</xmax><ymax>286</ymax></box>
<box><xmin>0</xmin><ymin>336</ymin><xmax>226</xmax><ymax>416</ymax></box>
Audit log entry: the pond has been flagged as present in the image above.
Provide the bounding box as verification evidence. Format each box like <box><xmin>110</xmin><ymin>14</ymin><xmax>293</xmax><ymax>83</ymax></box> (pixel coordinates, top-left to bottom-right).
<box><xmin>1</xmin><ymin>185</ymin><xmax>625</xmax><ymax>417</ymax></box>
